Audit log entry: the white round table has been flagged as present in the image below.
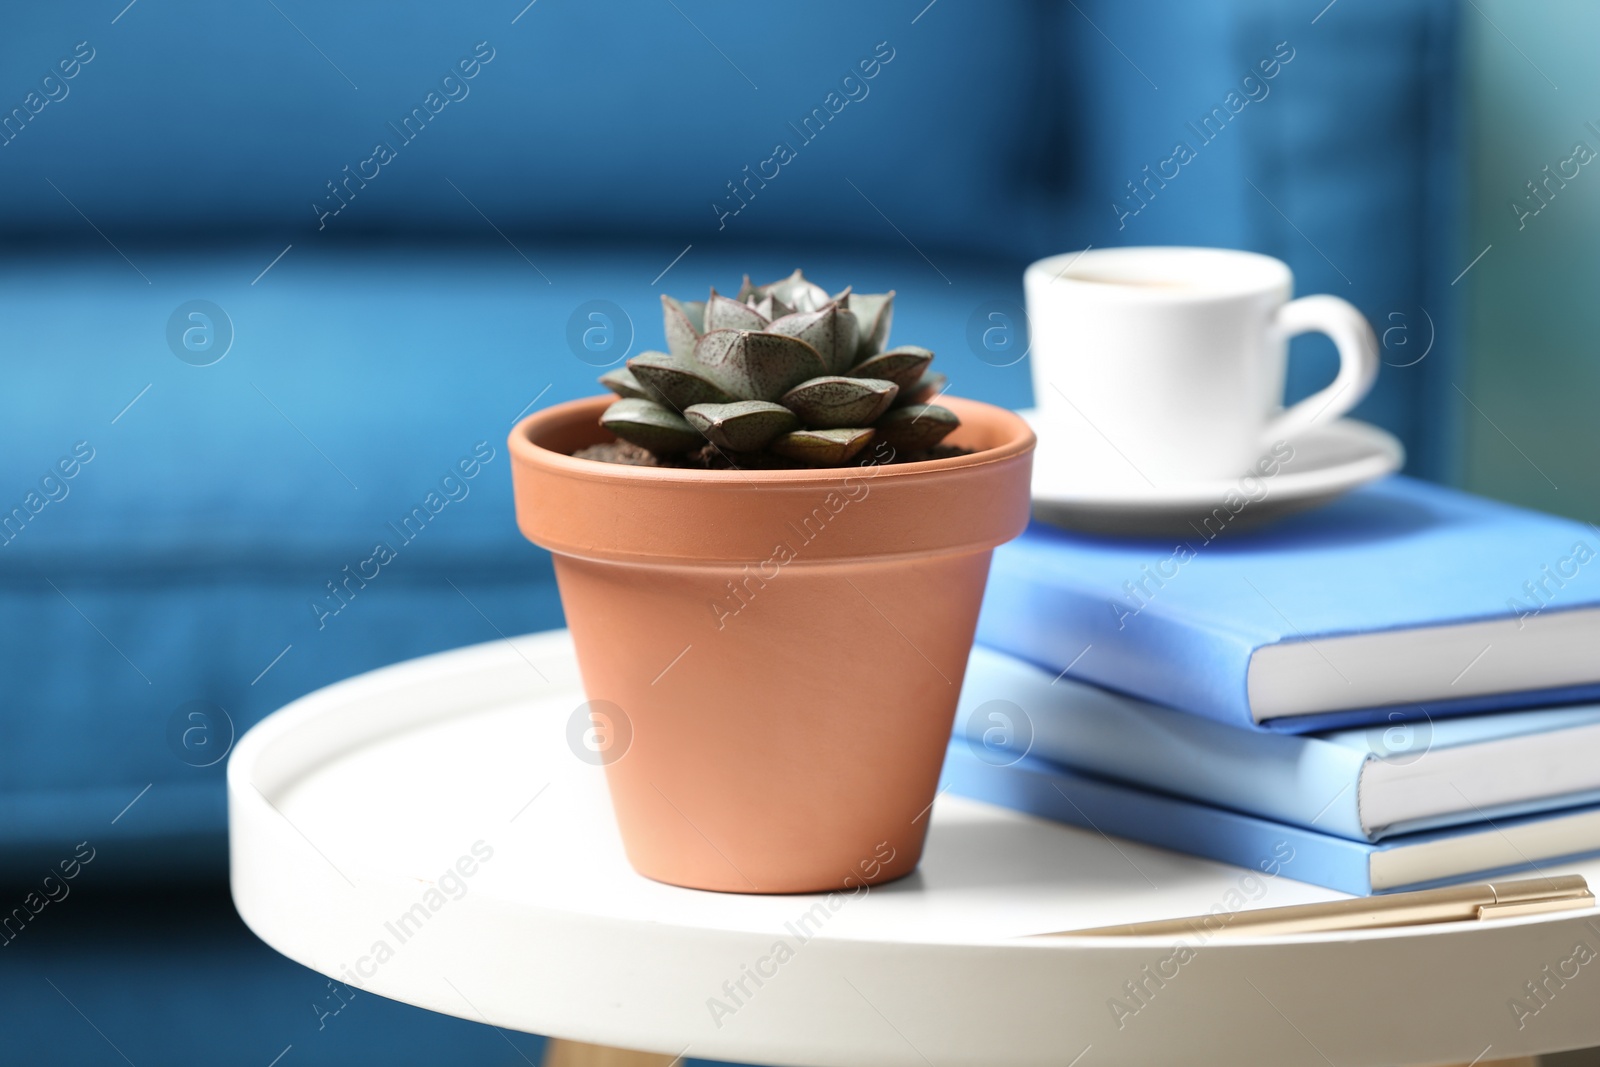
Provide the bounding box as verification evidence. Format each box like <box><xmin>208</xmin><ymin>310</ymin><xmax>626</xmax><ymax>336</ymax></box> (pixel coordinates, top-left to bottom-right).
<box><xmin>229</xmin><ymin>630</ymin><xmax>1600</xmax><ymax>1066</ymax></box>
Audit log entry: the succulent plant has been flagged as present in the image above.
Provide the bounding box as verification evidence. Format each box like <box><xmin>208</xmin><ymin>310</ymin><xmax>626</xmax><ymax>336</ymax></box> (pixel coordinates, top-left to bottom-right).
<box><xmin>596</xmin><ymin>270</ymin><xmax>957</xmax><ymax>467</ymax></box>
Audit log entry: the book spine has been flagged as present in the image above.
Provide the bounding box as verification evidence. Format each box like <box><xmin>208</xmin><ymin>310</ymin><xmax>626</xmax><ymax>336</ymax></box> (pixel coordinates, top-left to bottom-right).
<box><xmin>976</xmin><ymin>546</ymin><xmax>1262</xmax><ymax>728</ymax></box>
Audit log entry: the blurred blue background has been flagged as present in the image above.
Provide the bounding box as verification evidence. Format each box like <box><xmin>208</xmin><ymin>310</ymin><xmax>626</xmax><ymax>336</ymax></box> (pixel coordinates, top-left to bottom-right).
<box><xmin>11</xmin><ymin>0</ymin><xmax>1577</xmax><ymax>1062</ymax></box>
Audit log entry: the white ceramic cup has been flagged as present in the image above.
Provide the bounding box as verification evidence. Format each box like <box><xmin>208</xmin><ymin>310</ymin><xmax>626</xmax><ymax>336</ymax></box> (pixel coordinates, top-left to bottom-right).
<box><xmin>1024</xmin><ymin>246</ymin><xmax>1378</xmax><ymax>490</ymax></box>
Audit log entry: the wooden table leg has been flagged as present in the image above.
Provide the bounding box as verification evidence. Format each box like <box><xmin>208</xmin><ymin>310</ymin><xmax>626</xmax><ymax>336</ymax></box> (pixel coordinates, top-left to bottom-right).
<box><xmin>541</xmin><ymin>1037</ymin><xmax>683</xmax><ymax>1067</ymax></box>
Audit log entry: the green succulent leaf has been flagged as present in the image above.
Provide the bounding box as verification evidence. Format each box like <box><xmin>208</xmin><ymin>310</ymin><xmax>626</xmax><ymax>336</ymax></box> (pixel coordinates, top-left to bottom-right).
<box><xmin>851</xmin><ymin>344</ymin><xmax>932</xmax><ymax>388</ymax></box>
<box><xmin>613</xmin><ymin>272</ymin><xmax>947</xmax><ymax>461</ymax></box>
<box><xmin>766</xmin><ymin>304</ymin><xmax>861</xmax><ymax>375</ymax></box>
<box><xmin>600</xmin><ymin>398</ymin><xmax>703</xmax><ymax>454</ymax></box>
<box><xmin>749</xmin><ymin>294</ymin><xmax>778</xmax><ymax>322</ymax></box>
<box><xmin>872</xmin><ymin>404</ymin><xmax>959</xmax><ymax>452</ymax></box>
<box><xmin>683</xmin><ymin>400</ymin><xmax>800</xmax><ymax>453</ymax></box>
<box><xmin>779</xmin><ymin>376</ymin><xmax>898</xmax><ymax>430</ymax></box>
<box><xmin>661</xmin><ymin>296</ymin><xmax>704</xmax><ymax>361</ymax></box>
<box><xmin>598</xmin><ymin>366</ymin><xmax>657</xmax><ymax>401</ymax></box>
<box><xmin>626</xmin><ymin>351</ymin><xmax>739</xmax><ymax>409</ymax></box>
<box><xmin>894</xmin><ymin>370</ymin><xmax>947</xmax><ymax>407</ymax></box>
<box><xmin>758</xmin><ymin>269</ymin><xmax>831</xmax><ymax>314</ymax></box>
<box><xmin>693</xmin><ymin>330</ymin><xmax>829</xmax><ymax>402</ymax></box>
<box><xmin>847</xmin><ymin>290</ymin><xmax>895</xmax><ymax>361</ymax></box>
<box><xmin>704</xmin><ymin>289</ymin><xmax>771</xmax><ymax>333</ymax></box>
<box><xmin>738</xmin><ymin>278</ymin><xmax>793</xmax><ymax>321</ymax></box>
<box><xmin>770</xmin><ymin>427</ymin><xmax>876</xmax><ymax>466</ymax></box>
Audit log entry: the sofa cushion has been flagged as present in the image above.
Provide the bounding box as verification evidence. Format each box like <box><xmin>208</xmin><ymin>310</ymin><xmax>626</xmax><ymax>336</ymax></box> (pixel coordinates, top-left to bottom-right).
<box><xmin>0</xmin><ymin>1</ymin><xmax>1044</xmax><ymax>256</ymax></box>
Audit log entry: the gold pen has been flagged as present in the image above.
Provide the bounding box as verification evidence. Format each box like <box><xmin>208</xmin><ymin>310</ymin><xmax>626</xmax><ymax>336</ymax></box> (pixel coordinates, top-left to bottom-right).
<box><xmin>1035</xmin><ymin>875</ymin><xmax>1595</xmax><ymax>938</ymax></box>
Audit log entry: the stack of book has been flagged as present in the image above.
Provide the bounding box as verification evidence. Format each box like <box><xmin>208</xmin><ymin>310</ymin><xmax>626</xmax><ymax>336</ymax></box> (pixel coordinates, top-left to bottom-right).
<box><xmin>944</xmin><ymin>476</ymin><xmax>1600</xmax><ymax>894</ymax></box>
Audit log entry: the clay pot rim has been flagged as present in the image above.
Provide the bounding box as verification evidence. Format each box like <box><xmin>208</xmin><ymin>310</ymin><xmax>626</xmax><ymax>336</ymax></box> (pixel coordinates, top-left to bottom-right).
<box><xmin>510</xmin><ymin>393</ymin><xmax>1035</xmax><ymax>487</ymax></box>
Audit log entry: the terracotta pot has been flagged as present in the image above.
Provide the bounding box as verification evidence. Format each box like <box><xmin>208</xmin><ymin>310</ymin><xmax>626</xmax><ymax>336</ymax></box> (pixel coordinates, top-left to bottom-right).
<box><xmin>509</xmin><ymin>394</ymin><xmax>1034</xmax><ymax>893</ymax></box>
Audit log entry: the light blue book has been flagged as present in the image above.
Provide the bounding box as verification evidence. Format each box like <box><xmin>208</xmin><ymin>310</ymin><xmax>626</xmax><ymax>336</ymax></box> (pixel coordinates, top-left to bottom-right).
<box><xmin>956</xmin><ymin>646</ymin><xmax>1600</xmax><ymax>842</ymax></box>
<box><xmin>939</xmin><ymin>741</ymin><xmax>1600</xmax><ymax>896</ymax></box>
<box><xmin>976</xmin><ymin>476</ymin><xmax>1600</xmax><ymax>732</ymax></box>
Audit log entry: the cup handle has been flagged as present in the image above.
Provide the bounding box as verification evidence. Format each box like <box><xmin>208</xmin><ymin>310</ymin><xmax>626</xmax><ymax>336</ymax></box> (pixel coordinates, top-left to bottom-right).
<box><xmin>1261</xmin><ymin>294</ymin><xmax>1379</xmax><ymax>447</ymax></box>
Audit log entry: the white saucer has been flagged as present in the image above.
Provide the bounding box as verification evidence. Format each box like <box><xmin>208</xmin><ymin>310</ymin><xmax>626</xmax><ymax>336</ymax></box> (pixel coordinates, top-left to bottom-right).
<box><xmin>1021</xmin><ymin>411</ymin><xmax>1405</xmax><ymax>536</ymax></box>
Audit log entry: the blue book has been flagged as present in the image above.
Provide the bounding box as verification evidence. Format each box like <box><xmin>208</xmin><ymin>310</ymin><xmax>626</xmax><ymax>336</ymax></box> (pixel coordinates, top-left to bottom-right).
<box><xmin>976</xmin><ymin>476</ymin><xmax>1600</xmax><ymax>732</ymax></box>
<box><xmin>958</xmin><ymin>645</ymin><xmax>1600</xmax><ymax>842</ymax></box>
<box><xmin>938</xmin><ymin>740</ymin><xmax>1600</xmax><ymax>896</ymax></box>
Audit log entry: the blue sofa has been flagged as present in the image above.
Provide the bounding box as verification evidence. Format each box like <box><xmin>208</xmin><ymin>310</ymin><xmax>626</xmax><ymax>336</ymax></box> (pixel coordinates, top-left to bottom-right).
<box><xmin>0</xmin><ymin>1</ymin><xmax>1459</xmax><ymax>1062</ymax></box>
